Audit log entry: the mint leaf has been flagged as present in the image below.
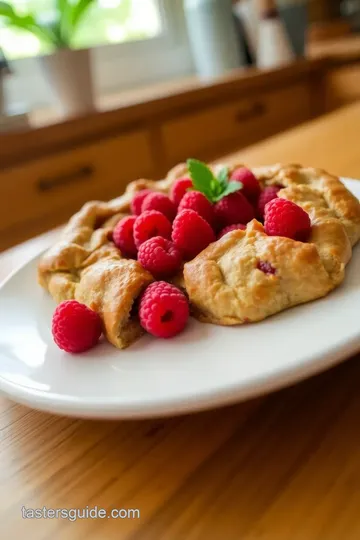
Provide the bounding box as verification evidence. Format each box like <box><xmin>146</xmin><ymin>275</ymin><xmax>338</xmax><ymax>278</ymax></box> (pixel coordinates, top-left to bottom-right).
<box><xmin>186</xmin><ymin>159</ymin><xmax>242</xmax><ymax>203</ymax></box>
<box><xmin>213</xmin><ymin>181</ymin><xmax>224</xmax><ymax>197</ymax></box>
<box><xmin>217</xmin><ymin>166</ymin><xmax>229</xmax><ymax>189</ymax></box>
<box><xmin>187</xmin><ymin>159</ymin><xmax>218</xmax><ymax>201</ymax></box>
<box><xmin>212</xmin><ymin>181</ymin><xmax>242</xmax><ymax>202</ymax></box>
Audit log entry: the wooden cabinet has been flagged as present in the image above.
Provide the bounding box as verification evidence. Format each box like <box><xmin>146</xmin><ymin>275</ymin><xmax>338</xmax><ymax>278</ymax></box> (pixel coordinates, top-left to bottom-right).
<box><xmin>325</xmin><ymin>65</ymin><xmax>360</xmax><ymax>111</ymax></box>
<box><xmin>0</xmin><ymin>80</ymin><xmax>315</xmax><ymax>251</ymax></box>
<box><xmin>0</xmin><ymin>129</ymin><xmax>155</xmax><ymax>250</ymax></box>
<box><xmin>161</xmin><ymin>84</ymin><xmax>312</xmax><ymax>164</ymax></box>
<box><xmin>2</xmin><ymin>56</ymin><xmax>355</xmax><ymax>251</ymax></box>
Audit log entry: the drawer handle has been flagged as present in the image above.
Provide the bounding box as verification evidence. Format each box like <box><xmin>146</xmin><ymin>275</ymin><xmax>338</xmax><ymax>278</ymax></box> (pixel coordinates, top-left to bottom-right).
<box><xmin>37</xmin><ymin>165</ymin><xmax>94</xmax><ymax>192</ymax></box>
<box><xmin>235</xmin><ymin>102</ymin><xmax>266</xmax><ymax>123</ymax></box>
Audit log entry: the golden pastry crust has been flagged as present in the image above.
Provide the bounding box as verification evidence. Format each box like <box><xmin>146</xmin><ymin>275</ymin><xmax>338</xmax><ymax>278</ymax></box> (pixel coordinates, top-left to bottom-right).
<box><xmin>184</xmin><ymin>221</ymin><xmax>334</xmax><ymax>324</ymax></box>
<box><xmin>38</xmin><ymin>162</ymin><xmax>360</xmax><ymax>345</ymax></box>
<box><xmin>75</xmin><ymin>259</ymin><xmax>153</xmax><ymax>349</ymax></box>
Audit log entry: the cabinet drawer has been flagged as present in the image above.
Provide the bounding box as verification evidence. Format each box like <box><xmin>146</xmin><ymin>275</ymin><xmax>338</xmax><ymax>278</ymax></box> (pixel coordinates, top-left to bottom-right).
<box><xmin>162</xmin><ymin>83</ymin><xmax>311</xmax><ymax>163</ymax></box>
<box><xmin>326</xmin><ymin>65</ymin><xmax>360</xmax><ymax>110</ymax></box>
<box><xmin>0</xmin><ymin>129</ymin><xmax>154</xmax><ymax>236</ymax></box>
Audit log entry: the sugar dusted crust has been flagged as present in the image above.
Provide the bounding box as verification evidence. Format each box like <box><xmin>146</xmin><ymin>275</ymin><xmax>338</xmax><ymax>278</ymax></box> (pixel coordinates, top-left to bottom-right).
<box><xmin>38</xmin><ymin>163</ymin><xmax>360</xmax><ymax>347</ymax></box>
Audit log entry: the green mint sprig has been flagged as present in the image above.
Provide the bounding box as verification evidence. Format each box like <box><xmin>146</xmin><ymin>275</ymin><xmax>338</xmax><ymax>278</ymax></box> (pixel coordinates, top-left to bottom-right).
<box><xmin>187</xmin><ymin>159</ymin><xmax>242</xmax><ymax>203</ymax></box>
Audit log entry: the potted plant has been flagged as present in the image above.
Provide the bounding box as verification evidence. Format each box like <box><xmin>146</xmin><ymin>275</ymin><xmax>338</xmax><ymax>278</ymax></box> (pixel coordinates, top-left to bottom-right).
<box><xmin>0</xmin><ymin>0</ymin><xmax>96</xmax><ymax>116</ymax></box>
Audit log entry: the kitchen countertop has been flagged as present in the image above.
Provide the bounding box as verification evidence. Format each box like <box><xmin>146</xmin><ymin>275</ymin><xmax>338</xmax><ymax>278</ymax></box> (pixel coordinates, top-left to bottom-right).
<box><xmin>4</xmin><ymin>31</ymin><xmax>360</xmax><ymax>170</ymax></box>
<box><xmin>225</xmin><ymin>100</ymin><xmax>360</xmax><ymax>179</ymax></box>
<box><xmin>1</xmin><ymin>102</ymin><xmax>360</xmax><ymax>540</ymax></box>
<box><xmin>308</xmin><ymin>33</ymin><xmax>360</xmax><ymax>63</ymax></box>
<box><xmin>1</xmin><ymin>58</ymin><xmax>324</xmax><ymax>170</ymax></box>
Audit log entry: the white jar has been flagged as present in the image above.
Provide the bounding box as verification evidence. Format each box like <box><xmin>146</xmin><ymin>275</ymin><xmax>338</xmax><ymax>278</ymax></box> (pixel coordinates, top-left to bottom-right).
<box><xmin>256</xmin><ymin>16</ymin><xmax>294</xmax><ymax>69</ymax></box>
<box><xmin>184</xmin><ymin>0</ymin><xmax>245</xmax><ymax>79</ymax></box>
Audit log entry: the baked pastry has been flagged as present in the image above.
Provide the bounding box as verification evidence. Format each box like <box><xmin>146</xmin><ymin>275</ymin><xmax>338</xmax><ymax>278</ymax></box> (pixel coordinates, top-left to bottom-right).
<box><xmin>38</xmin><ymin>164</ymin><xmax>187</xmax><ymax>348</ymax></box>
<box><xmin>184</xmin><ymin>220</ymin><xmax>337</xmax><ymax>325</ymax></box>
<box><xmin>75</xmin><ymin>258</ymin><xmax>153</xmax><ymax>349</ymax></box>
<box><xmin>184</xmin><ymin>164</ymin><xmax>360</xmax><ymax>323</ymax></box>
<box><xmin>38</xmin><ymin>162</ymin><xmax>360</xmax><ymax>348</ymax></box>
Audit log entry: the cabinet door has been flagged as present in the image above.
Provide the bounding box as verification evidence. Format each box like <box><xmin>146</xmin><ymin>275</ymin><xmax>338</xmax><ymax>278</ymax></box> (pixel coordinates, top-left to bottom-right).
<box><xmin>326</xmin><ymin>65</ymin><xmax>360</xmax><ymax>111</ymax></box>
<box><xmin>161</xmin><ymin>83</ymin><xmax>312</xmax><ymax>164</ymax></box>
<box><xmin>0</xmin><ymin>129</ymin><xmax>155</xmax><ymax>250</ymax></box>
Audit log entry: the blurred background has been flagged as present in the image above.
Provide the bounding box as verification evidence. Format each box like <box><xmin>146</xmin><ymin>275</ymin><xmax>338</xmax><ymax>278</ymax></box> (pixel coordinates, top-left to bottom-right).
<box><xmin>1</xmin><ymin>0</ymin><xmax>354</xmax><ymax>116</ymax></box>
<box><xmin>1</xmin><ymin>0</ymin><xmax>360</xmax><ymax>250</ymax></box>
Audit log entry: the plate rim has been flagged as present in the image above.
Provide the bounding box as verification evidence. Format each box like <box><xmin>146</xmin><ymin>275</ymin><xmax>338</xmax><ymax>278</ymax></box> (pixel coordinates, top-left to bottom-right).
<box><xmin>0</xmin><ymin>330</ymin><xmax>359</xmax><ymax>419</ymax></box>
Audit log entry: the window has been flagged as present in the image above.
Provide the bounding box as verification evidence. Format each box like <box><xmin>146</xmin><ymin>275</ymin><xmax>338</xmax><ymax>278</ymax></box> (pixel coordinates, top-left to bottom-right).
<box><xmin>0</xmin><ymin>0</ymin><xmax>163</xmax><ymax>60</ymax></box>
<box><xmin>2</xmin><ymin>0</ymin><xmax>194</xmax><ymax>111</ymax></box>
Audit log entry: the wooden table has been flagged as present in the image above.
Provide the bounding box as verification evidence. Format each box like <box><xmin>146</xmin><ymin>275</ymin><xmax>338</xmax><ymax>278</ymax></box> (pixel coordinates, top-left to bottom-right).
<box><xmin>1</xmin><ymin>103</ymin><xmax>360</xmax><ymax>540</ymax></box>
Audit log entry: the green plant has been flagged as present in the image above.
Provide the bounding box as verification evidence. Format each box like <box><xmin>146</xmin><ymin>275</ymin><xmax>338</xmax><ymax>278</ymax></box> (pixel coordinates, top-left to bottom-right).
<box><xmin>0</xmin><ymin>0</ymin><xmax>96</xmax><ymax>49</ymax></box>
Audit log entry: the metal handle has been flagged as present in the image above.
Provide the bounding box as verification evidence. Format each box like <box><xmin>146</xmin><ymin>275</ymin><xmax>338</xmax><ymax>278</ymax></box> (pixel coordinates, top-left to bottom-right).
<box><xmin>234</xmin><ymin>102</ymin><xmax>266</xmax><ymax>123</ymax></box>
<box><xmin>37</xmin><ymin>165</ymin><xmax>94</xmax><ymax>192</ymax></box>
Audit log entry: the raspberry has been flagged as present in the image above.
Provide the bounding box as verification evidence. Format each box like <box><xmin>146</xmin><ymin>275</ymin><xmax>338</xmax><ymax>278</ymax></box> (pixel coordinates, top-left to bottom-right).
<box><xmin>178</xmin><ymin>191</ymin><xmax>214</xmax><ymax>225</ymax></box>
<box><xmin>131</xmin><ymin>189</ymin><xmax>153</xmax><ymax>215</ymax></box>
<box><xmin>217</xmin><ymin>223</ymin><xmax>246</xmax><ymax>239</ymax></box>
<box><xmin>231</xmin><ymin>167</ymin><xmax>261</xmax><ymax>203</ymax></box>
<box><xmin>142</xmin><ymin>192</ymin><xmax>176</xmax><ymax>221</ymax></box>
<box><xmin>139</xmin><ymin>281</ymin><xmax>189</xmax><ymax>338</ymax></box>
<box><xmin>52</xmin><ymin>300</ymin><xmax>102</xmax><ymax>353</ymax></box>
<box><xmin>138</xmin><ymin>236</ymin><xmax>182</xmax><ymax>278</ymax></box>
<box><xmin>113</xmin><ymin>215</ymin><xmax>137</xmax><ymax>258</ymax></box>
<box><xmin>257</xmin><ymin>185</ymin><xmax>282</xmax><ymax>219</ymax></box>
<box><xmin>257</xmin><ymin>261</ymin><xmax>276</xmax><ymax>274</ymax></box>
<box><xmin>170</xmin><ymin>177</ymin><xmax>193</xmax><ymax>206</ymax></box>
<box><xmin>172</xmin><ymin>209</ymin><xmax>215</xmax><ymax>259</ymax></box>
<box><xmin>264</xmin><ymin>198</ymin><xmax>311</xmax><ymax>241</ymax></box>
<box><xmin>214</xmin><ymin>192</ymin><xmax>254</xmax><ymax>229</ymax></box>
<box><xmin>134</xmin><ymin>210</ymin><xmax>172</xmax><ymax>248</ymax></box>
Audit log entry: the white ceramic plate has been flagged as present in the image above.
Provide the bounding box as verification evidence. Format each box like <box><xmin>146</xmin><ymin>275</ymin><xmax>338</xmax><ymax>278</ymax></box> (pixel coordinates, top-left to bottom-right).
<box><xmin>1</xmin><ymin>179</ymin><xmax>360</xmax><ymax>419</ymax></box>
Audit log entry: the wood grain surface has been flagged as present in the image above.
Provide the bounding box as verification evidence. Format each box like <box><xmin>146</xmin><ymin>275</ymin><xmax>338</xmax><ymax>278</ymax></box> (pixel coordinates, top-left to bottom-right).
<box><xmin>1</xmin><ymin>103</ymin><xmax>360</xmax><ymax>540</ymax></box>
